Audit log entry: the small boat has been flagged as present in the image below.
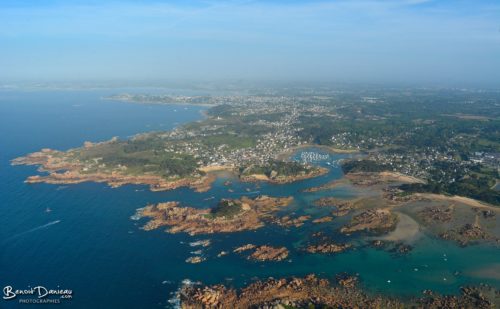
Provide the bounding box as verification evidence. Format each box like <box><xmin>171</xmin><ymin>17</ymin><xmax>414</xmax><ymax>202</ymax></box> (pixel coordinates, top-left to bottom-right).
<box><xmin>45</xmin><ymin>207</ymin><xmax>52</xmax><ymax>213</ymax></box>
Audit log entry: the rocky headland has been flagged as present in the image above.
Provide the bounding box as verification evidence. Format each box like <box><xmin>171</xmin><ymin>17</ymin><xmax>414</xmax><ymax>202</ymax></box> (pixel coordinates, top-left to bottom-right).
<box><xmin>12</xmin><ymin>148</ymin><xmax>215</xmax><ymax>192</ymax></box>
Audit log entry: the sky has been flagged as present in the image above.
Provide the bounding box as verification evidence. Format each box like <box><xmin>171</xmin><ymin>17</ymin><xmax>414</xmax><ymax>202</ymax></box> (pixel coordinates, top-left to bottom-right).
<box><xmin>1</xmin><ymin>0</ymin><xmax>499</xmax><ymax>86</ymax></box>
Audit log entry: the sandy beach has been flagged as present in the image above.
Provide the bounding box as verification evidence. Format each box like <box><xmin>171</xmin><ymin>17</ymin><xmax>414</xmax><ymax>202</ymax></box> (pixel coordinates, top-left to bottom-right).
<box><xmin>414</xmin><ymin>193</ymin><xmax>500</xmax><ymax>212</ymax></box>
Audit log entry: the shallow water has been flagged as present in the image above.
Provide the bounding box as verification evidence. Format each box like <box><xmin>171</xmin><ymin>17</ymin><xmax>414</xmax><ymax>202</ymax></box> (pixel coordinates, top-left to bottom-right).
<box><xmin>1</xmin><ymin>90</ymin><xmax>499</xmax><ymax>308</ymax></box>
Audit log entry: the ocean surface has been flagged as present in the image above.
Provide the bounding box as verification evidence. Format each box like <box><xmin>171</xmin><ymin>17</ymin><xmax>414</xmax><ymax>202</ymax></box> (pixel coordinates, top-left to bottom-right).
<box><xmin>1</xmin><ymin>90</ymin><xmax>499</xmax><ymax>308</ymax></box>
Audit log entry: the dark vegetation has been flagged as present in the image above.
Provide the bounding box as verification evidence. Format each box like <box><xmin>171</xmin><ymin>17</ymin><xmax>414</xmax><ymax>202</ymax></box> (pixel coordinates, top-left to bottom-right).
<box><xmin>240</xmin><ymin>160</ymin><xmax>314</xmax><ymax>178</ymax></box>
<box><xmin>400</xmin><ymin>171</ymin><xmax>500</xmax><ymax>206</ymax></box>
<box><xmin>209</xmin><ymin>199</ymin><xmax>243</xmax><ymax>219</ymax></box>
<box><xmin>75</xmin><ymin>137</ymin><xmax>199</xmax><ymax>178</ymax></box>
<box><xmin>343</xmin><ymin>159</ymin><xmax>500</xmax><ymax>206</ymax></box>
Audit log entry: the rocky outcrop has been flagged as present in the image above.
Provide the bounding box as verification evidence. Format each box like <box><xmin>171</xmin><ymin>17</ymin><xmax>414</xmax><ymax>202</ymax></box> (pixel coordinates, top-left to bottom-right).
<box><xmin>180</xmin><ymin>276</ymin><xmax>499</xmax><ymax>309</ymax></box>
<box><xmin>180</xmin><ymin>274</ymin><xmax>403</xmax><ymax>308</ymax></box>
<box><xmin>440</xmin><ymin>223</ymin><xmax>496</xmax><ymax>246</ymax></box>
<box><xmin>341</xmin><ymin>209</ymin><xmax>398</xmax><ymax>234</ymax></box>
<box><xmin>418</xmin><ymin>286</ymin><xmax>498</xmax><ymax>309</ymax></box>
<box><xmin>185</xmin><ymin>256</ymin><xmax>205</xmax><ymax>264</ymax></box>
<box><xmin>273</xmin><ymin>215</ymin><xmax>310</xmax><ymax>228</ymax></box>
<box><xmin>233</xmin><ymin>244</ymin><xmax>289</xmax><ymax>262</ymax></box>
<box><xmin>248</xmin><ymin>245</ymin><xmax>289</xmax><ymax>262</ymax></box>
<box><xmin>314</xmin><ymin>197</ymin><xmax>356</xmax><ymax>216</ymax></box>
<box><xmin>233</xmin><ymin>244</ymin><xmax>256</xmax><ymax>253</ymax></box>
<box><xmin>306</xmin><ymin>242</ymin><xmax>351</xmax><ymax>254</ymax></box>
<box><xmin>419</xmin><ymin>205</ymin><xmax>453</xmax><ymax>223</ymax></box>
<box><xmin>312</xmin><ymin>216</ymin><xmax>333</xmax><ymax>224</ymax></box>
<box><xmin>336</xmin><ymin>273</ymin><xmax>359</xmax><ymax>288</ymax></box>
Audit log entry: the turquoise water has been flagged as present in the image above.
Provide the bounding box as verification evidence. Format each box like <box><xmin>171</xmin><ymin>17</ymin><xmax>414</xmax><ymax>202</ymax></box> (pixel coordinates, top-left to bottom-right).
<box><xmin>1</xmin><ymin>90</ymin><xmax>499</xmax><ymax>308</ymax></box>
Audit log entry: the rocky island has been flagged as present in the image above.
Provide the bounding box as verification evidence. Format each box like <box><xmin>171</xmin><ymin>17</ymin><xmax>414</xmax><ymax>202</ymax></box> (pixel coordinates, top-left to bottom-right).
<box><xmin>239</xmin><ymin>161</ymin><xmax>328</xmax><ymax>184</ymax></box>
<box><xmin>247</xmin><ymin>245</ymin><xmax>289</xmax><ymax>262</ymax></box>
<box><xmin>273</xmin><ymin>215</ymin><xmax>310</xmax><ymax>228</ymax></box>
<box><xmin>134</xmin><ymin>196</ymin><xmax>293</xmax><ymax>235</ymax></box>
<box><xmin>232</xmin><ymin>244</ymin><xmax>290</xmax><ymax>261</ymax></box>
<box><xmin>305</xmin><ymin>242</ymin><xmax>352</xmax><ymax>254</ymax></box>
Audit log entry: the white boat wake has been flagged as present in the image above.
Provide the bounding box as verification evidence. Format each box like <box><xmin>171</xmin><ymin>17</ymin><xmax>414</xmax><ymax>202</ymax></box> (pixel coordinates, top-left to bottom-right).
<box><xmin>4</xmin><ymin>220</ymin><xmax>61</xmax><ymax>242</ymax></box>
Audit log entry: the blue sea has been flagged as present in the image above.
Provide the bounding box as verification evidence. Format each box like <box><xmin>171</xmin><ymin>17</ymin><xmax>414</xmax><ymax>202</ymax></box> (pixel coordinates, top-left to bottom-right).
<box><xmin>1</xmin><ymin>90</ymin><xmax>499</xmax><ymax>308</ymax></box>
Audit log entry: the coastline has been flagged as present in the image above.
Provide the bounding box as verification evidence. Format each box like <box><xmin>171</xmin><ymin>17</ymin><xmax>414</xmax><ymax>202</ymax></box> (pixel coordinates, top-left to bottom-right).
<box><xmin>103</xmin><ymin>96</ymin><xmax>217</xmax><ymax>107</ymax></box>
<box><xmin>12</xmin><ymin>149</ymin><xmax>331</xmax><ymax>192</ymax></box>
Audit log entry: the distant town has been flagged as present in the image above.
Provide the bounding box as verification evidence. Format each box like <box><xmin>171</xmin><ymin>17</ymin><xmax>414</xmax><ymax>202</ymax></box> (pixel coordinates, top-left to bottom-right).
<box><xmin>103</xmin><ymin>89</ymin><xmax>500</xmax><ymax>205</ymax></box>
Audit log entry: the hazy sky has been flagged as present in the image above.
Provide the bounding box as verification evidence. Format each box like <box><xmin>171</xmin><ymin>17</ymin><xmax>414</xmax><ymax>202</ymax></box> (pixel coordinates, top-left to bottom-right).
<box><xmin>1</xmin><ymin>0</ymin><xmax>499</xmax><ymax>86</ymax></box>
